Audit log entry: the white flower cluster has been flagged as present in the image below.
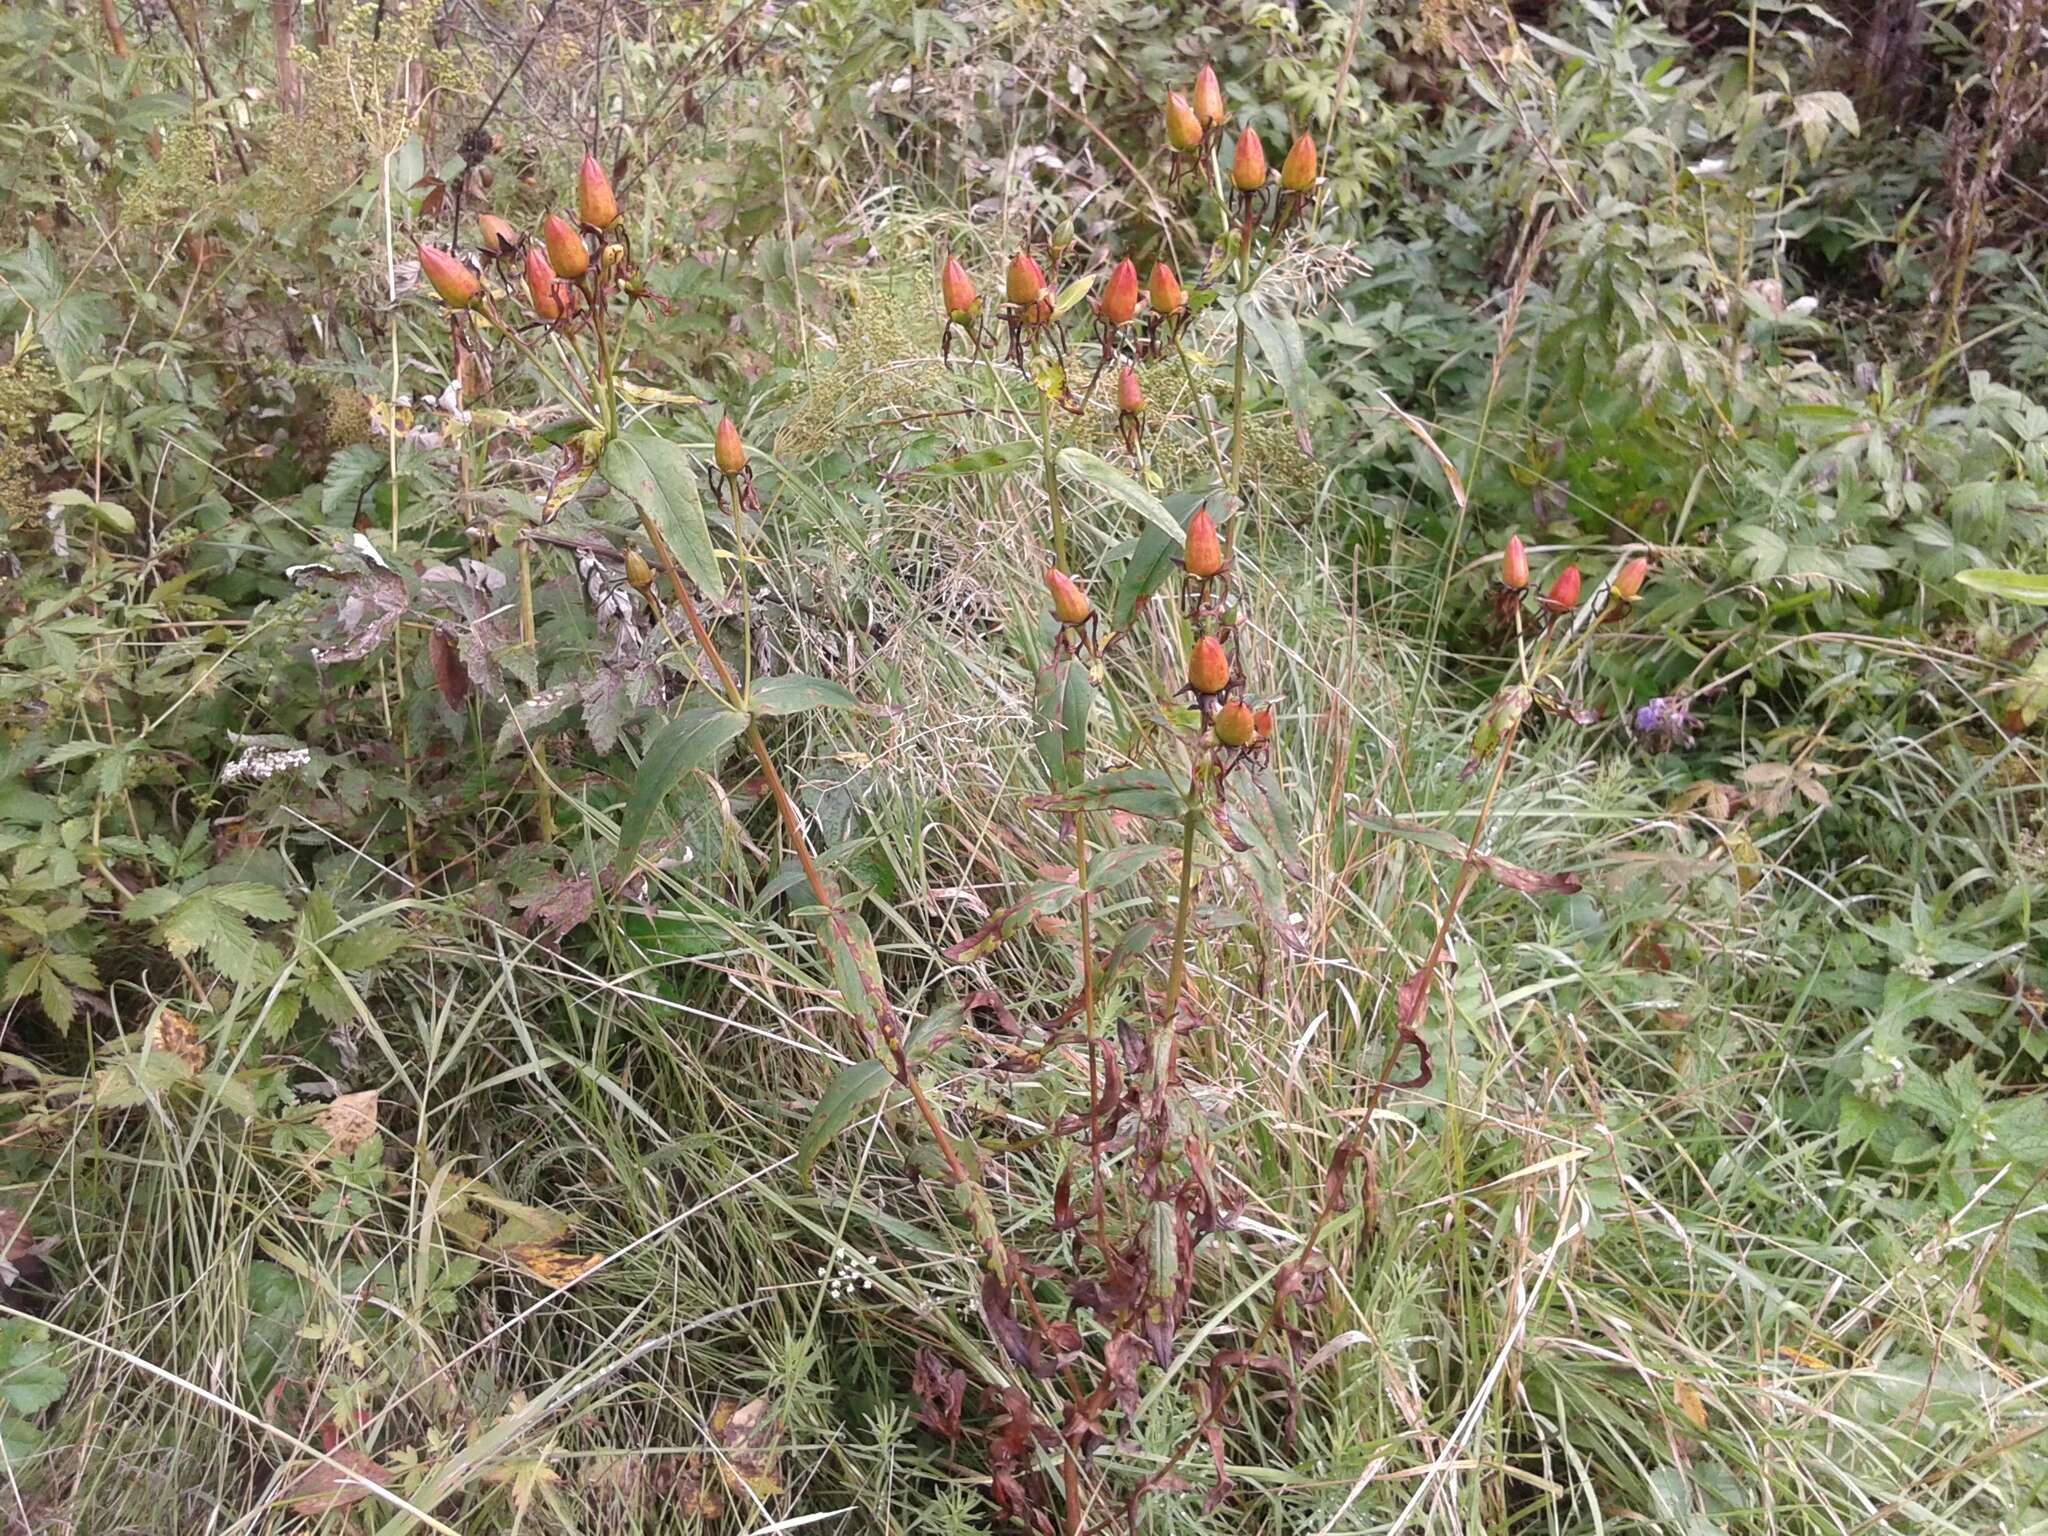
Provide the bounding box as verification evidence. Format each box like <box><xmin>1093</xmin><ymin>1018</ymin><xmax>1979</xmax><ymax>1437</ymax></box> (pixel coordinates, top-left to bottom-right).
<box><xmin>219</xmin><ymin>742</ymin><xmax>311</xmax><ymax>785</ymax></box>
<box><xmin>814</xmin><ymin>1244</ymin><xmax>877</xmax><ymax>1303</ymax></box>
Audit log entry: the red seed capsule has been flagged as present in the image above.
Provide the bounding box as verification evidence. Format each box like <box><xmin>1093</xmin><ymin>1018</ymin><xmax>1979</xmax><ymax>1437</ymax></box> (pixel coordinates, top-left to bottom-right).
<box><xmin>1097</xmin><ymin>258</ymin><xmax>1138</xmax><ymax>327</ymax></box>
<box><xmin>1046</xmin><ymin>568</ymin><xmax>1092</xmax><ymax>626</ymax></box>
<box><xmin>1183</xmin><ymin>506</ymin><xmax>1224</xmax><ymax>580</ymax></box>
<box><xmin>1148</xmin><ymin>261</ymin><xmax>1185</xmax><ymax>317</ymax></box>
<box><xmin>1252</xmin><ymin>706</ymin><xmax>1275</xmax><ymax>742</ymax></box>
<box><xmin>1280</xmin><ymin>133</ymin><xmax>1317</xmax><ymax>194</ymax></box>
<box><xmin>940</xmin><ymin>255</ymin><xmax>980</xmax><ymax>323</ymax></box>
<box><xmin>1192</xmin><ymin>65</ymin><xmax>1225</xmax><ymax>130</ymax></box>
<box><xmin>714</xmin><ymin>417</ymin><xmax>748</xmax><ymax>477</ymax></box>
<box><xmin>477</xmin><ymin>214</ymin><xmax>520</xmax><ymax>259</ymax></box>
<box><xmin>577</xmin><ymin>154</ymin><xmax>620</xmax><ymax>231</ymax></box>
<box><xmin>1502</xmin><ymin>534</ymin><xmax>1530</xmax><ymax>591</ymax></box>
<box><xmin>1542</xmin><ymin>564</ymin><xmax>1582</xmax><ymax>614</ymax></box>
<box><xmin>1612</xmin><ymin>556</ymin><xmax>1649</xmax><ymax>602</ymax></box>
<box><xmin>524</xmin><ymin>246</ymin><xmax>564</xmax><ymax>321</ymax></box>
<box><xmin>541</xmin><ymin>214</ymin><xmax>589</xmax><ymax>280</ymax></box>
<box><xmin>1188</xmin><ymin>635</ymin><xmax>1230</xmax><ymax>696</ymax></box>
<box><xmin>1231</xmin><ymin>127</ymin><xmax>1267</xmax><ymax>192</ymax></box>
<box><xmin>1118</xmin><ymin>366</ymin><xmax>1143</xmax><ymax>417</ymax></box>
<box><xmin>417</xmin><ymin>244</ymin><xmax>480</xmax><ymax>309</ymax></box>
<box><xmin>1215</xmin><ymin>700</ymin><xmax>1256</xmax><ymax>747</ymax></box>
<box><xmin>1165</xmin><ymin>91</ymin><xmax>1203</xmax><ymax>153</ymax></box>
<box><xmin>1006</xmin><ymin>251</ymin><xmax>1049</xmax><ymax>308</ymax></box>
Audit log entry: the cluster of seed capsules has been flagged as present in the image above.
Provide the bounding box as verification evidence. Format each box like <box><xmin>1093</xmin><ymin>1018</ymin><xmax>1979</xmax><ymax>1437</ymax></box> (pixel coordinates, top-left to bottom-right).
<box><xmin>1044</xmin><ymin>505</ymin><xmax>1275</xmax><ymax>787</ymax></box>
<box><xmin>1493</xmin><ymin>533</ymin><xmax>1649</xmax><ymax>631</ymax></box>
<box><xmin>413</xmin><ymin>155</ymin><xmax>647</xmax><ymax>345</ymax></box>
<box><xmin>1163</xmin><ymin>63</ymin><xmax>1323</xmax><ymax>234</ymax></box>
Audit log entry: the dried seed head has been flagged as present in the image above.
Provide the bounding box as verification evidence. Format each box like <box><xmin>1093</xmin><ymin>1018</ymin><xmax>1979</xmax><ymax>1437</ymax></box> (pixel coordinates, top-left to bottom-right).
<box><xmin>1183</xmin><ymin>506</ymin><xmax>1224</xmax><ymax>579</ymax></box>
<box><xmin>1098</xmin><ymin>258</ymin><xmax>1139</xmax><ymax>327</ymax></box>
<box><xmin>1165</xmin><ymin>90</ymin><xmax>1203</xmax><ymax>152</ymax></box>
<box><xmin>541</xmin><ymin>214</ymin><xmax>589</xmax><ymax>280</ymax></box>
<box><xmin>1280</xmin><ymin>132</ymin><xmax>1318</xmax><ymax>194</ymax></box>
<box><xmin>1118</xmin><ymin>366</ymin><xmax>1143</xmax><ymax>417</ymax></box>
<box><xmin>477</xmin><ymin>214</ymin><xmax>520</xmax><ymax>259</ymax></box>
<box><xmin>524</xmin><ymin>246</ymin><xmax>564</xmax><ymax>321</ymax></box>
<box><xmin>1192</xmin><ymin>65</ymin><xmax>1225</xmax><ymax>129</ymax></box>
<box><xmin>1148</xmin><ymin>261</ymin><xmax>1185</xmax><ymax>317</ymax></box>
<box><xmin>1006</xmin><ymin>251</ymin><xmax>1049</xmax><ymax>308</ymax></box>
<box><xmin>1252</xmin><ymin>706</ymin><xmax>1275</xmax><ymax>742</ymax></box>
<box><xmin>714</xmin><ymin>417</ymin><xmax>748</xmax><ymax>477</ymax></box>
<box><xmin>1612</xmin><ymin>556</ymin><xmax>1649</xmax><ymax>602</ymax></box>
<box><xmin>940</xmin><ymin>255</ymin><xmax>980</xmax><ymax>323</ymax></box>
<box><xmin>1045</xmin><ymin>567</ymin><xmax>1092</xmax><ymax>626</ymax></box>
<box><xmin>577</xmin><ymin>153</ymin><xmax>620</xmax><ymax>231</ymax></box>
<box><xmin>1188</xmin><ymin>635</ymin><xmax>1230</xmax><ymax>696</ymax></box>
<box><xmin>1231</xmin><ymin>127</ymin><xmax>1268</xmax><ymax>192</ymax></box>
<box><xmin>624</xmin><ymin>547</ymin><xmax>655</xmax><ymax>591</ymax></box>
<box><xmin>1542</xmin><ymin>564</ymin><xmax>1582</xmax><ymax>614</ymax></box>
<box><xmin>1215</xmin><ymin>700</ymin><xmax>1256</xmax><ymax>747</ymax></box>
<box><xmin>417</xmin><ymin>244</ymin><xmax>480</xmax><ymax>309</ymax></box>
<box><xmin>1502</xmin><ymin>533</ymin><xmax>1529</xmax><ymax>591</ymax></box>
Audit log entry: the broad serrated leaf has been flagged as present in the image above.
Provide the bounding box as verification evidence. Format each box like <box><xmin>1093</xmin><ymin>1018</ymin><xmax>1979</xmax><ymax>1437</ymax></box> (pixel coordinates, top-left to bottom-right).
<box><xmin>751</xmin><ymin>675</ymin><xmax>859</xmax><ymax>715</ymax></box>
<box><xmin>797</xmin><ymin>1060</ymin><xmax>898</xmax><ymax>1177</ymax></box>
<box><xmin>601</xmin><ymin>429</ymin><xmax>722</xmax><ymax>598</ymax></box>
<box><xmin>161</xmin><ymin>892</ymin><xmax>266</xmax><ymax>984</ymax></box>
<box><xmin>1056</xmin><ymin>449</ymin><xmax>1183</xmax><ymax>543</ymax></box>
<box><xmin>209</xmin><ymin>882</ymin><xmax>295</xmax><ymax>923</ymax></box>
<box><xmin>615</xmin><ymin>706</ymin><xmax>749</xmax><ymax>871</ymax></box>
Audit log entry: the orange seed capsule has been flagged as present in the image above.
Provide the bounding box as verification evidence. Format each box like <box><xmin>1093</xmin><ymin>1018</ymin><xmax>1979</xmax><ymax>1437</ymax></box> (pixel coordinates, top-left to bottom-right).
<box><xmin>1252</xmin><ymin>706</ymin><xmax>1275</xmax><ymax>742</ymax></box>
<box><xmin>1045</xmin><ymin>568</ymin><xmax>1092</xmax><ymax>626</ymax></box>
<box><xmin>624</xmin><ymin>548</ymin><xmax>655</xmax><ymax>591</ymax></box>
<box><xmin>1118</xmin><ymin>366</ymin><xmax>1143</xmax><ymax>416</ymax></box>
<box><xmin>541</xmin><ymin>213</ymin><xmax>589</xmax><ymax>280</ymax></box>
<box><xmin>577</xmin><ymin>153</ymin><xmax>620</xmax><ymax>231</ymax></box>
<box><xmin>417</xmin><ymin>244</ymin><xmax>480</xmax><ymax>309</ymax></box>
<box><xmin>1192</xmin><ymin>65</ymin><xmax>1225</xmax><ymax>130</ymax></box>
<box><xmin>1612</xmin><ymin>556</ymin><xmax>1649</xmax><ymax>602</ymax></box>
<box><xmin>940</xmin><ymin>255</ymin><xmax>980</xmax><ymax>323</ymax></box>
<box><xmin>1006</xmin><ymin>251</ymin><xmax>1049</xmax><ymax>308</ymax></box>
<box><xmin>1543</xmin><ymin>565</ymin><xmax>1582</xmax><ymax>614</ymax></box>
<box><xmin>1280</xmin><ymin>132</ymin><xmax>1317</xmax><ymax>194</ymax></box>
<box><xmin>1502</xmin><ymin>534</ymin><xmax>1530</xmax><ymax>591</ymax></box>
<box><xmin>714</xmin><ymin>417</ymin><xmax>748</xmax><ymax>477</ymax></box>
<box><xmin>1098</xmin><ymin>258</ymin><xmax>1138</xmax><ymax>327</ymax></box>
<box><xmin>1214</xmin><ymin>700</ymin><xmax>1256</xmax><ymax>747</ymax></box>
<box><xmin>1231</xmin><ymin>127</ymin><xmax>1267</xmax><ymax>192</ymax></box>
<box><xmin>1183</xmin><ymin>506</ymin><xmax>1224</xmax><ymax>580</ymax></box>
<box><xmin>1165</xmin><ymin>91</ymin><xmax>1203</xmax><ymax>153</ymax></box>
<box><xmin>477</xmin><ymin>214</ymin><xmax>520</xmax><ymax>259</ymax></box>
<box><xmin>524</xmin><ymin>246</ymin><xmax>564</xmax><ymax>321</ymax></box>
<box><xmin>1188</xmin><ymin>635</ymin><xmax>1230</xmax><ymax>696</ymax></box>
<box><xmin>1148</xmin><ymin>261</ymin><xmax>1185</xmax><ymax>317</ymax></box>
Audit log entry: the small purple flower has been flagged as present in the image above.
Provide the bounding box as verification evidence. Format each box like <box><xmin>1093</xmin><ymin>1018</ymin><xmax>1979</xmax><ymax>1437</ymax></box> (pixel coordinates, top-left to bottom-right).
<box><xmin>1633</xmin><ymin>695</ymin><xmax>1698</xmax><ymax>752</ymax></box>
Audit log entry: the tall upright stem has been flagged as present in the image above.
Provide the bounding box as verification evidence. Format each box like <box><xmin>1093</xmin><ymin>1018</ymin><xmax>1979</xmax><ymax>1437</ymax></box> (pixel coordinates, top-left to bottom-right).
<box><xmin>1149</xmin><ymin>773</ymin><xmax>1205</xmax><ymax>1108</ymax></box>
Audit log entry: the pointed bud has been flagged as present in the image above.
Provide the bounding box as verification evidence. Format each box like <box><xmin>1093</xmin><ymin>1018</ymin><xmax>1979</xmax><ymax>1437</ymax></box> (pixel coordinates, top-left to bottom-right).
<box><xmin>624</xmin><ymin>547</ymin><xmax>655</xmax><ymax>591</ymax></box>
<box><xmin>1231</xmin><ymin>127</ymin><xmax>1268</xmax><ymax>192</ymax></box>
<box><xmin>1118</xmin><ymin>366</ymin><xmax>1143</xmax><ymax>417</ymax></box>
<box><xmin>1165</xmin><ymin>91</ymin><xmax>1203</xmax><ymax>152</ymax></box>
<box><xmin>1542</xmin><ymin>564</ymin><xmax>1582</xmax><ymax>614</ymax></box>
<box><xmin>1183</xmin><ymin>506</ymin><xmax>1224</xmax><ymax>580</ymax></box>
<box><xmin>1097</xmin><ymin>258</ymin><xmax>1139</xmax><ymax>327</ymax></box>
<box><xmin>1252</xmin><ymin>706</ymin><xmax>1275</xmax><ymax>742</ymax></box>
<box><xmin>713</xmin><ymin>417</ymin><xmax>748</xmax><ymax>477</ymax></box>
<box><xmin>1148</xmin><ymin>261</ymin><xmax>1185</xmax><ymax>317</ymax></box>
<box><xmin>1280</xmin><ymin>133</ymin><xmax>1317</xmax><ymax>194</ymax></box>
<box><xmin>577</xmin><ymin>154</ymin><xmax>620</xmax><ymax>231</ymax></box>
<box><xmin>1188</xmin><ymin>635</ymin><xmax>1230</xmax><ymax>696</ymax></box>
<box><xmin>1005</xmin><ymin>251</ymin><xmax>1049</xmax><ymax>308</ymax></box>
<box><xmin>1049</xmin><ymin>217</ymin><xmax>1075</xmax><ymax>266</ymax></box>
<box><xmin>1192</xmin><ymin>65</ymin><xmax>1225</xmax><ymax>130</ymax></box>
<box><xmin>1501</xmin><ymin>534</ymin><xmax>1529</xmax><ymax>591</ymax></box>
<box><xmin>1214</xmin><ymin>700</ymin><xmax>1256</xmax><ymax>747</ymax></box>
<box><xmin>477</xmin><ymin>214</ymin><xmax>520</xmax><ymax>259</ymax></box>
<box><xmin>1612</xmin><ymin>556</ymin><xmax>1649</xmax><ymax>602</ymax></box>
<box><xmin>940</xmin><ymin>255</ymin><xmax>980</xmax><ymax>323</ymax></box>
<box><xmin>524</xmin><ymin>246</ymin><xmax>564</xmax><ymax>321</ymax></box>
<box><xmin>417</xmin><ymin>244</ymin><xmax>480</xmax><ymax>309</ymax></box>
<box><xmin>1045</xmin><ymin>568</ymin><xmax>1092</xmax><ymax>626</ymax></box>
<box><xmin>541</xmin><ymin>214</ymin><xmax>589</xmax><ymax>280</ymax></box>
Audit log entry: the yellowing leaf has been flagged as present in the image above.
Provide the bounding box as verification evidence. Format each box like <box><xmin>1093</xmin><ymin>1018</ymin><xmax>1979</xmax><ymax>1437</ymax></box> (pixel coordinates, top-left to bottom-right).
<box><xmin>710</xmin><ymin>1395</ymin><xmax>783</xmax><ymax>1499</ymax></box>
<box><xmin>503</xmin><ymin>1243</ymin><xmax>602</xmax><ymax>1287</ymax></box>
<box><xmin>318</xmin><ymin>1090</ymin><xmax>379</xmax><ymax>1157</ymax></box>
<box><xmin>1674</xmin><ymin>1379</ymin><xmax>1708</xmax><ymax>1432</ymax></box>
<box><xmin>146</xmin><ymin>1008</ymin><xmax>207</xmax><ymax>1072</ymax></box>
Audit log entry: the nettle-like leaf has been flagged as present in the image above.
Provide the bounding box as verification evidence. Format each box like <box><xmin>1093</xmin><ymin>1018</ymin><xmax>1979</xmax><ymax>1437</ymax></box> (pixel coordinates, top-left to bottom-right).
<box><xmin>132</xmin><ymin>881</ymin><xmax>295</xmax><ymax>987</ymax></box>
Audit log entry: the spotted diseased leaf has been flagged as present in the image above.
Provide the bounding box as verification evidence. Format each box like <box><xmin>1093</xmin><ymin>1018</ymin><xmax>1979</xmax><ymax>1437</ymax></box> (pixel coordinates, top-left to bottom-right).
<box><xmin>1032</xmin><ymin>768</ymin><xmax>1188</xmax><ymax>821</ymax></box>
<box><xmin>942</xmin><ymin>879</ymin><xmax>1078</xmax><ymax>962</ymax></box>
<box><xmin>287</xmin><ymin>1448</ymin><xmax>389</xmax><ymax>1518</ymax></box>
<box><xmin>145</xmin><ymin>1008</ymin><xmax>207</xmax><ymax>1072</ymax></box>
<box><xmin>429</xmin><ymin>627</ymin><xmax>470</xmax><ymax>711</ymax></box>
<box><xmin>1473</xmin><ymin>854</ymin><xmax>1581</xmax><ymax>897</ymax></box>
<box><xmin>1082</xmin><ymin>842</ymin><xmax>1176</xmax><ymax>894</ymax></box>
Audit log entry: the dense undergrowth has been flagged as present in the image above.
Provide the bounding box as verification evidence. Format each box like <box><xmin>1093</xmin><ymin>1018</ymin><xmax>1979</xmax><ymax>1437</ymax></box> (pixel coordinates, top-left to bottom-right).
<box><xmin>2</xmin><ymin>0</ymin><xmax>2047</xmax><ymax>1532</ymax></box>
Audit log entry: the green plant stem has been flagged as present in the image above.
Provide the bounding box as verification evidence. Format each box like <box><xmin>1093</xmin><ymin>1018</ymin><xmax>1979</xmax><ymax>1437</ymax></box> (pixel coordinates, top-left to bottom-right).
<box><xmin>514</xmin><ymin>538</ymin><xmax>556</xmax><ymax>842</ymax></box>
<box><xmin>1149</xmin><ymin>770</ymin><xmax>1205</xmax><ymax>1108</ymax></box>
<box><xmin>1040</xmin><ymin>388</ymin><xmax>1067</xmax><ymax>570</ymax></box>
<box><xmin>1170</xmin><ymin>336</ymin><xmax>1231</xmax><ymax>485</ymax></box>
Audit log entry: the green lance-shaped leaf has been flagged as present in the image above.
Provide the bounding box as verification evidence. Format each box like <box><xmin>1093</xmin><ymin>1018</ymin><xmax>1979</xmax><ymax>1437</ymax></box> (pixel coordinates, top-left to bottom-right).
<box><xmin>614</xmin><ymin>706</ymin><xmax>748</xmax><ymax>871</ymax></box>
<box><xmin>1237</xmin><ymin>291</ymin><xmax>1313</xmax><ymax>453</ymax></box>
<box><xmin>1031</xmin><ymin>768</ymin><xmax>1190</xmax><ymax>821</ymax></box>
<box><xmin>797</xmin><ymin>1060</ymin><xmax>900</xmax><ymax>1178</ymax></box>
<box><xmin>1959</xmin><ymin>568</ymin><xmax>2048</xmax><ymax>606</ymax></box>
<box><xmin>914</xmin><ymin>439</ymin><xmax>1037</xmax><ymax>478</ymax></box>
<box><xmin>1056</xmin><ymin>449</ymin><xmax>1183</xmax><ymax>544</ymax></box>
<box><xmin>1032</xmin><ymin>658</ymin><xmax>1093</xmax><ymax>792</ymax></box>
<box><xmin>601</xmin><ymin>429</ymin><xmax>722</xmax><ymax>598</ymax></box>
<box><xmin>750</xmin><ymin>674</ymin><xmax>861</xmax><ymax>716</ymax></box>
